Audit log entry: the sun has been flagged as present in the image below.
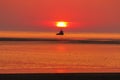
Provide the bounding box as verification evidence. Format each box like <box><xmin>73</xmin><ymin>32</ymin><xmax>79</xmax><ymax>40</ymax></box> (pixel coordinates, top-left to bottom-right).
<box><xmin>56</xmin><ymin>21</ymin><xmax>68</xmax><ymax>28</ymax></box>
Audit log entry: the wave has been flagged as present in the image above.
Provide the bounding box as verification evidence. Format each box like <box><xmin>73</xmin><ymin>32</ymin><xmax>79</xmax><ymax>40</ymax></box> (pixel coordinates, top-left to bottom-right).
<box><xmin>0</xmin><ymin>37</ymin><xmax>120</xmax><ymax>44</ymax></box>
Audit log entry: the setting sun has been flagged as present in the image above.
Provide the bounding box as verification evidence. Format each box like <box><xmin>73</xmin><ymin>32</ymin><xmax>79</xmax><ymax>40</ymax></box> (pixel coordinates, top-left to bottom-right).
<box><xmin>56</xmin><ymin>21</ymin><xmax>68</xmax><ymax>28</ymax></box>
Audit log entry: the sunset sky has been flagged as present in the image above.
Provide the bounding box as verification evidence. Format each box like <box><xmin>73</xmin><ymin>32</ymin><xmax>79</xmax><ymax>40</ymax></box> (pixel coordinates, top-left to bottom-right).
<box><xmin>0</xmin><ymin>0</ymin><xmax>120</xmax><ymax>33</ymax></box>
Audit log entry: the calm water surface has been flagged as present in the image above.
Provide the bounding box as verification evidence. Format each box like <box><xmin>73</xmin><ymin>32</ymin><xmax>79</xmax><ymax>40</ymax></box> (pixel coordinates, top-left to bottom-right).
<box><xmin>0</xmin><ymin>41</ymin><xmax>120</xmax><ymax>73</ymax></box>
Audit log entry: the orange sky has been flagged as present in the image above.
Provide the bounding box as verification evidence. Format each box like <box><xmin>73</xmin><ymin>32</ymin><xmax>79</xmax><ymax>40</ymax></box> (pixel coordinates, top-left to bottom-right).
<box><xmin>0</xmin><ymin>0</ymin><xmax>120</xmax><ymax>33</ymax></box>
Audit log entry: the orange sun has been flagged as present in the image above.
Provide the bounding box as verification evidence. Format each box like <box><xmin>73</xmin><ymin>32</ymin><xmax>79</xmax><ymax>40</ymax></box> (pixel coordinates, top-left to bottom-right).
<box><xmin>56</xmin><ymin>21</ymin><xmax>68</xmax><ymax>28</ymax></box>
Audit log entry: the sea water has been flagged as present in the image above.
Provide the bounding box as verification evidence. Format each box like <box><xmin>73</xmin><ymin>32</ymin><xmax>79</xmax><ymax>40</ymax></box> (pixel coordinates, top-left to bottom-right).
<box><xmin>0</xmin><ymin>41</ymin><xmax>120</xmax><ymax>73</ymax></box>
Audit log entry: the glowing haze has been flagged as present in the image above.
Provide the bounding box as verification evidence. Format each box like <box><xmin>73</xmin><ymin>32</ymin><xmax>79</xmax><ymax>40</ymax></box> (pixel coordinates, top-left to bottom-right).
<box><xmin>0</xmin><ymin>0</ymin><xmax>120</xmax><ymax>33</ymax></box>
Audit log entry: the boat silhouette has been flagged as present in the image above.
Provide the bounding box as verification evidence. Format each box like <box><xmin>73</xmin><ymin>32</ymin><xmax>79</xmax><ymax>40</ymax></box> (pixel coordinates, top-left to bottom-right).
<box><xmin>56</xmin><ymin>30</ymin><xmax>64</xmax><ymax>35</ymax></box>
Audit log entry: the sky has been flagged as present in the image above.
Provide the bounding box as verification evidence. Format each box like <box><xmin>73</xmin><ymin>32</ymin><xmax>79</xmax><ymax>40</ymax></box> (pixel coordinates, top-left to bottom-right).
<box><xmin>0</xmin><ymin>0</ymin><xmax>120</xmax><ymax>33</ymax></box>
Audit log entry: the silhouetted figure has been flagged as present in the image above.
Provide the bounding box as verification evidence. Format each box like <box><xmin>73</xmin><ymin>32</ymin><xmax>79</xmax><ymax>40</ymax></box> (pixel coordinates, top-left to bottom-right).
<box><xmin>56</xmin><ymin>30</ymin><xmax>64</xmax><ymax>35</ymax></box>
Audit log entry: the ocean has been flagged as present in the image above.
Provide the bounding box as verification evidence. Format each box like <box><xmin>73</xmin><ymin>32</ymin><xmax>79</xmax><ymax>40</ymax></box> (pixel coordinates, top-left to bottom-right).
<box><xmin>0</xmin><ymin>32</ymin><xmax>120</xmax><ymax>73</ymax></box>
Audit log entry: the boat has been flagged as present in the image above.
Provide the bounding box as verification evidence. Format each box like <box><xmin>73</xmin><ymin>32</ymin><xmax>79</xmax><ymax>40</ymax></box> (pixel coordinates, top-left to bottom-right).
<box><xmin>56</xmin><ymin>30</ymin><xmax>64</xmax><ymax>35</ymax></box>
